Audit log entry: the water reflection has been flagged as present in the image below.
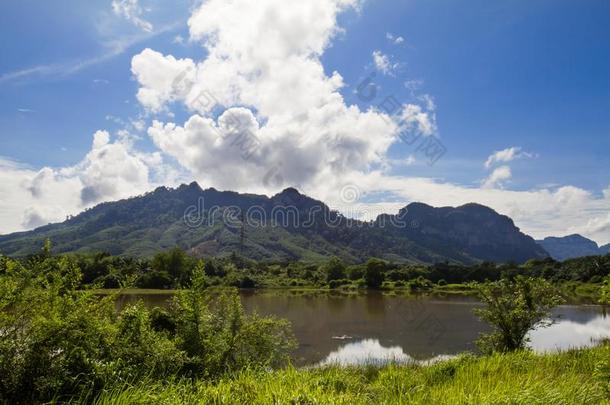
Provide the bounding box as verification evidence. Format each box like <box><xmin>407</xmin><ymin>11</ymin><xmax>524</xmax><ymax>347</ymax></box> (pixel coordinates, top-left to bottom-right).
<box><xmin>319</xmin><ymin>305</ymin><xmax>610</xmax><ymax>366</ymax></box>
<box><xmin>530</xmin><ymin>308</ymin><xmax>610</xmax><ymax>352</ymax></box>
<box><xmin>118</xmin><ymin>292</ymin><xmax>610</xmax><ymax>366</ymax></box>
<box><xmin>319</xmin><ymin>339</ymin><xmax>453</xmax><ymax>367</ymax></box>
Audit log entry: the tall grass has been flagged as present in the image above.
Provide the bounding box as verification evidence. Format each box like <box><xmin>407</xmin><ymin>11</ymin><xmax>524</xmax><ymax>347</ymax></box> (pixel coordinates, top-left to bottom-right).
<box><xmin>89</xmin><ymin>344</ymin><xmax>610</xmax><ymax>405</ymax></box>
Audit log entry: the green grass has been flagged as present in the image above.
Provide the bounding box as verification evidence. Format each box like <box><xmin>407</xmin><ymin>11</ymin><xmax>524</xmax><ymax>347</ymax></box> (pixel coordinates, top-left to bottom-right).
<box><xmin>89</xmin><ymin>344</ymin><xmax>610</xmax><ymax>404</ymax></box>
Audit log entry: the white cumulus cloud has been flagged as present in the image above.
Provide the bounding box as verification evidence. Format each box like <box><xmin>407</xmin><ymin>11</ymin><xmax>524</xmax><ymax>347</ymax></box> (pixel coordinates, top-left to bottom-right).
<box><xmin>0</xmin><ymin>131</ymin><xmax>178</xmax><ymax>234</ymax></box>
<box><xmin>133</xmin><ymin>0</ymin><xmax>399</xmax><ymax>194</ymax></box>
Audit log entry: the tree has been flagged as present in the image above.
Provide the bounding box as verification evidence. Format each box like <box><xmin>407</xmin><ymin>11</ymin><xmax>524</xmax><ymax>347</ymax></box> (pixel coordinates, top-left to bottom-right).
<box><xmin>42</xmin><ymin>238</ymin><xmax>52</xmax><ymax>257</ymax></box>
<box><xmin>151</xmin><ymin>248</ymin><xmax>194</xmax><ymax>287</ymax></box>
<box><xmin>473</xmin><ymin>276</ymin><xmax>564</xmax><ymax>354</ymax></box>
<box><xmin>322</xmin><ymin>257</ymin><xmax>346</xmax><ymax>283</ymax></box>
<box><xmin>600</xmin><ymin>276</ymin><xmax>610</xmax><ymax>305</ymax></box>
<box><xmin>365</xmin><ymin>258</ymin><xmax>386</xmax><ymax>289</ymax></box>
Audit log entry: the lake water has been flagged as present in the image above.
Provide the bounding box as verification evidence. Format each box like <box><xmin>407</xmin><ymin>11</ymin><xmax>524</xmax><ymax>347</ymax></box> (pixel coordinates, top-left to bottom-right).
<box><xmin>121</xmin><ymin>291</ymin><xmax>610</xmax><ymax>366</ymax></box>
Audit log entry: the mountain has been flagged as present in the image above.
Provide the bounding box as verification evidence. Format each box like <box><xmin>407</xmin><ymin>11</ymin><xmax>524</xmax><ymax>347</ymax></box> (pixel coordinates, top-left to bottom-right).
<box><xmin>0</xmin><ymin>183</ymin><xmax>548</xmax><ymax>264</ymax></box>
<box><xmin>536</xmin><ymin>234</ymin><xmax>604</xmax><ymax>261</ymax></box>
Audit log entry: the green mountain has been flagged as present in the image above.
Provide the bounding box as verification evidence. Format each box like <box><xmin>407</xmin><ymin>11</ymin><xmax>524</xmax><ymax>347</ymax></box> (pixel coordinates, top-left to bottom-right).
<box><xmin>0</xmin><ymin>183</ymin><xmax>548</xmax><ymax>264</ymax></box>
<box><xmin>537</xmin><ymin>234</ymin><xmax>607</xmax><ymax>261</ymax></box>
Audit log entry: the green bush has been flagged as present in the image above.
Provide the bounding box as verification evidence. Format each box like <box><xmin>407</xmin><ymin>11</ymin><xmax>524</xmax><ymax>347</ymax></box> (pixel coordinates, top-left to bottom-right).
<box><xmin>322</xmin><ymin>257</ymin><xmax>347</xmax><ymax>283</ymax></box>
<box><xmin>473</xmin><ymin>276</ymin><xmax>564</xmax><ymax>354</ymax></box>
<box><xmin>328</xmin><ymin>279</ymin><xmax>351</xmax><ymax>289</ymax></box>
<box><xmin>365</xmin><ymin>259</ymin><xmax>386</xmax><ymax>289</ymax></box>
<box><xmin>0</xmin><ymin>253</ymin><xmax>296</xmax><ymax>403</ymax></box>
<box><xmin>407</xmin><ymin>276</ymin><xmax>434</xmax><ymax>292</ymax></box>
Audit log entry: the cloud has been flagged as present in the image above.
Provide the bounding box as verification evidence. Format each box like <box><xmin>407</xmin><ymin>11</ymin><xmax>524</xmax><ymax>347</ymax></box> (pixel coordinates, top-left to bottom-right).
<box><xmin>133</xmin><ymin>0</ymin><xmax>400</xmax><ymax>192</ymax></box>
<box><xmin>578</xmin><ymin>213</ymin><xmax>610</xmax><ymax>242</ymax></box>
<box><xmin>485</xmin><ymin>146</ymin><xmax>533</xmax><ymax>168</ymax></box>
<box><xmin>1</xmin><ymin>0</ymin><xmax>609</xmax><ymax>249</ymax></box>
<box><xmin>131</xmin><ymin>48</ymin><xmax>197</xmax><ymax>112</ymax></box>
<box><xmin>399</xmin><ymin>104</ymin><xmax>436</xmax><ymax>136</ymax></box>
<box><xmin>112</xmin><ymin>0</ymin><xmax>153</xmax><ymax>32</ymax></box>
<box><xmin>125</xmin><ymin>0</ymin><xmax>610</xmax><ymax>246</ymax></box>
<box><xmin>386</xmin><ymin>32</ymin><xmax>404</xmax><ymax>45</ymax></box>
<box><xmin>0</xmin><ymin>131</ymin><xmax>180</xmax><ymax>235</ymax></box>
<box><xmin>372</xmin><ymin>50</ymin><xmax>398</xmax><ymax>75</ymax></box>
<box><xmin>482</xmin><ymin>165</ymin><xmax>512</xmax><ymax>189</ymax></box>
<box><xmin>310</xmin><ymin>172</ymin><xmax>610</xmax><ymax>245</ymax></box>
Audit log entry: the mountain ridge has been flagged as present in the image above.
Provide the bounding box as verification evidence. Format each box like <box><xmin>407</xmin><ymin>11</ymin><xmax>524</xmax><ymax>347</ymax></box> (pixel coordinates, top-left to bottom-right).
<box><xmin>0</xmin><ymin>183</ymin><xmax>548</xmax><ymax>264</ymax></box>
<box><xmin>537</xmin><ymin>234</ymin><xmax>609</xmax><ymax>261</ymax></box>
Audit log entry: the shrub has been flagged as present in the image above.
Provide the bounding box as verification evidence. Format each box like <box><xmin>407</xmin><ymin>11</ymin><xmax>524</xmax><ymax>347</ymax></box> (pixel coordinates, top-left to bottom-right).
<box><xmin>0</xmin><ymin>251</ymin><xmax>296</xmax><ymax>403</ymax></box>
<box><xmin>328</xmin><ymin>279</ymin><xmax>350</xmax><ymax>289</ymax></box>
<box><xmin>473</xmin><ymin>276</ymin><xmax>564</xmax><ymax>354</ymax></box>
<box><xmin>408</xmin><ymin>276</ymin><xmax>433</xmax><ymax>292</ymax></box>
<box><xmin>169</xmin><ymin>287</ymin><xmax>296</xmax><ymax>377</ymax></box>
<box><xmin>322</xmin><ymin>257</ymin><xmax>347</xmax><ymax>283</ymax></box>
<box><xmin>240</xmin><ymin>275</ymin><xmax>257</xmax><ymax>289</ymax></box>
<box><xmin>365</xmin><ymin>259</ymin><xmax>386</xmax><ymax>289</ymax></box>
<box><xmin>347</xmin><ymin>265</ymin><xmax>365</xmax><ymax>280</ymax></box>
<box><xmin>600</xmin><ymin>276</ymin><xmax>610</xmax><ymax>305</ymax></box>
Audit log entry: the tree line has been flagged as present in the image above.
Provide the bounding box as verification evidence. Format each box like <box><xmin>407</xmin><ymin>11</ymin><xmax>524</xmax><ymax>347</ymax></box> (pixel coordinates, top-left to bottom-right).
<box><xmin>7</xmin><ymin>242</ymin><xmax>608</xmax><ymax>291</ymax></box>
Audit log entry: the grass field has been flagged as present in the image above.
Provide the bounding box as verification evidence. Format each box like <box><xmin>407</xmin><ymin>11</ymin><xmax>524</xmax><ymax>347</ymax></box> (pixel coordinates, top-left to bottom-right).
<box><xmin>89</xmin><ymin>344</ymin><xmax>610</xmax><ymax>404</ymax></box>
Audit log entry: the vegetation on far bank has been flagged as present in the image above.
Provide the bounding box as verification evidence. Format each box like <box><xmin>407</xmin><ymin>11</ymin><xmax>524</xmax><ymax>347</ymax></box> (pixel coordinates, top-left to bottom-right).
<box><xmin>6</xmin><ymin>242</ymin><xmax>609</xmax><ymax>299</ymax></box>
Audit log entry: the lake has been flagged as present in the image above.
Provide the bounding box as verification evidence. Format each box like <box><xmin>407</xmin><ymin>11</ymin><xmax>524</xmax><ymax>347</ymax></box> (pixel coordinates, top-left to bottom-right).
<box><xmin>119</xmin><ymin>291</ymin><xmax>610</xmax><ymax>366</ymax></box>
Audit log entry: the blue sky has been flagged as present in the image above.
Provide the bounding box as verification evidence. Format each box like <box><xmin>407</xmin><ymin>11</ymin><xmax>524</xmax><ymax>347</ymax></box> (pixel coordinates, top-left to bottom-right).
<box><xmin>1</xmin><ymin>0</ymin><xmax>609</xmax><ymax>243</ymax></box>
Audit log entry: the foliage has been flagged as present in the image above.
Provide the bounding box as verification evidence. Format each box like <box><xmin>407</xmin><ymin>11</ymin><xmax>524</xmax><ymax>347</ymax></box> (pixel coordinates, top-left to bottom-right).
<box><xmin>321</xmin><ymin>256</ymin><xmax>347</xmax><ymax>283</ymax></box>
<box><xmin>3</xmin><ymin>244</ymin><xmax>610</xmax><ymax>295</ymax></box>
<box><xmin>599</xmin><ymin>276</ymin><xmax>610</xmax><ymax>305</ymax></box>
<box><xmin>0</xmin><ymin>251</ymin><xmax>296</xmax><ymax>403</ymax></box>
<box><xmin>472</xmin><ymin>276</ymin><xmax>565</xmax><ymax>354</ymax></box>
<box><xmin>150</xmin><ymin>247</ymin><xmax>198</xmax><ymax>288</ymax></box>
<box><xmin>407</xmin><ymin>276</ymin><xmax>434</xmax><ymax>292</ymax></box>
<box><xmin>169</xmin><ymin>279</ymin><xmax>295</xmax><ymax>378</ymax></box>
<box><xmin>365</xmin><ymin>259</ymin><xmax>386</xmax><ymax>289</ymax></box>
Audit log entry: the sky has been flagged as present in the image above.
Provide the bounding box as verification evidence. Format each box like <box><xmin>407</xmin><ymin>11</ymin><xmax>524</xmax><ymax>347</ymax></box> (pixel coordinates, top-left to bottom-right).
<box><xmin>0</xmin><ymin>0</ymin><xmax>609</xmax><ymax>245</ymax></box>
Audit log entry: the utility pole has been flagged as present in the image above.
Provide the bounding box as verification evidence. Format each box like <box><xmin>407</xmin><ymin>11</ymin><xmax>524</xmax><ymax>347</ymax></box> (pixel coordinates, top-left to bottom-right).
<box><xmin>240</xmin><ymin>210</ymin><xmax>245</xmax><ymax>253</ymax></box>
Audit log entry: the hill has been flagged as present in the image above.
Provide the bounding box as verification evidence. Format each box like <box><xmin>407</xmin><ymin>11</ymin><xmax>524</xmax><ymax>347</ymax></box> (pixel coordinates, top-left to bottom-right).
<box><xmin>537</xmin><ymin>234</ymin><xmax>608</xmax><ymax>261</ymax></box>
<box><xmin>0</xmin><ymin>183</ymin><xmax>548</xmax><ymax>264</ymax></box>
